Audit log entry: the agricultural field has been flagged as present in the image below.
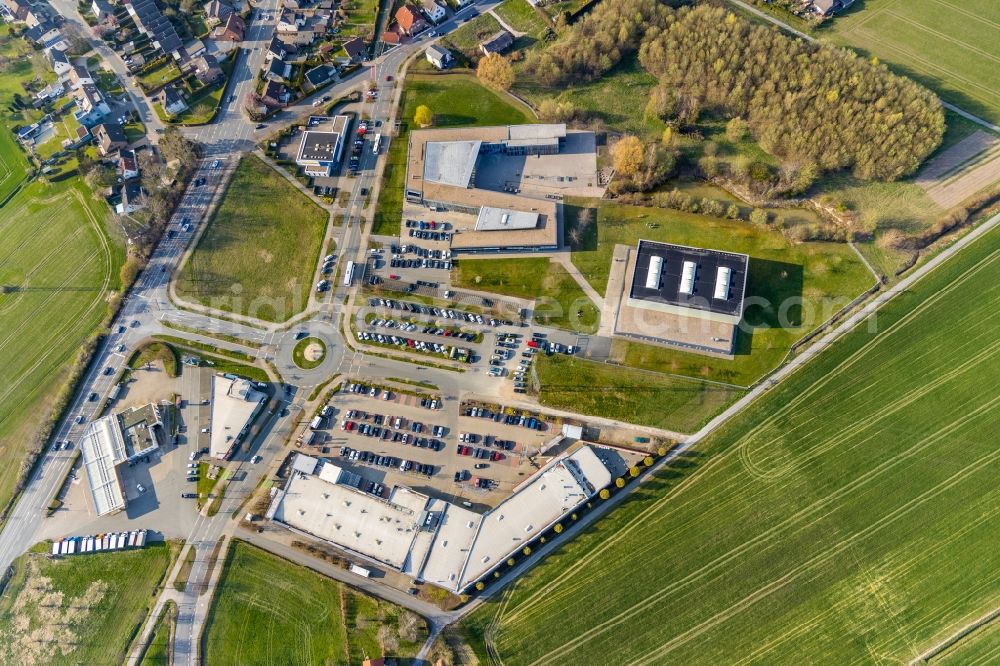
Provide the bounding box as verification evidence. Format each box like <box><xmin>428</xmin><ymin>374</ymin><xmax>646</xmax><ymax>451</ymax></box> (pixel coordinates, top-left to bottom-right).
<box><xmin>175</xmin><ymin>155</ymin><xmax>328</xmax><ymax>322</ymax></box>
<box><xmin>0</xmin><ymin>125</ymin><xmax>28</xmax><ymax>203</ymax></box>
<box><xmin>202</xmin><ymin>541</ymin><xmax>427</xmax><ymax>665</ymax></box>
<box><xmin>536</xmin><ymin>354</ymin><xmax>744</xmax><ymax>432</ymax></box>
<box><xmin>934</xmin><ymin>619</ymin><xmax>1000</xmax><ymax>665</ymax></box>
<box><xmin>452</xmin><ymin>257</ymin><xmax>599</xmax><ymax>333</ymax></box>
<box><xmin>372</xmin><ymin>73</ymin><xmax>531</xmax><ymax>235</ymax></box>
<box><xmin>0</xmin><ymin>541</ymin><xmax>176</xmax><ymax>665</ymax></box>
<box><xmin>822</xmin><ymin>0</ymin><xmax>1000</xmax><ymax>126</ymax></box>
<box><xmin>461</xmin><ymin>224</ymin><xmax>1000</xmax><ymax>664</ymax></box>
<box><xmin>0</xmin><ymin>178</ymin><xmax>124</xmax><ymax>514</ymax></box>
<box><xmin>566</xmin><ymin>198</ymin><xmax>874</xmax><ymax>386</ymax></box>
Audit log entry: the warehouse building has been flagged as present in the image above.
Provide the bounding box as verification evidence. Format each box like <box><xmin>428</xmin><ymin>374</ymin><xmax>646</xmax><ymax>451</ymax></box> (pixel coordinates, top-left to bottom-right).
<box><xmin>404</xmin><ymin>124</ymin><xmax>602</xmax><ymax>254</ymax></box>
<box><xmin>614</xmin><ymin>240</ymin><xmax>749</xmax><ymax>357</ymax></box>
<box><xmin>267</xmin><ymin>446</ymin><xmax>611</xmax><ymax>592</ymax></box>
<box><xmin>209</xmin><ymin>374</ymin><xmax>267</xmax><ymax>459</ymax></box>
<box><xmin>80</xmin><ymin>404</ymin><xmax>163</xmax><ymax>516</ymax></box>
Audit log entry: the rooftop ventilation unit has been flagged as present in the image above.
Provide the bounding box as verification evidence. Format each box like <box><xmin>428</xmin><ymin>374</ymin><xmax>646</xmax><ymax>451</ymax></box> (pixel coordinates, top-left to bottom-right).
<box><xmin>679</xmin><ymin>261</ymin><xmax>697</xmax><ymax>295</ymax></box>
<box><xmin>713</xmin><ymin>266</ymin><xmax>731</xmax><ymax>300</ymax></box>
<box><xmin>645</xmin><ymin>255</ymin><xmax>663</xmax><ymax>290</ymax></box>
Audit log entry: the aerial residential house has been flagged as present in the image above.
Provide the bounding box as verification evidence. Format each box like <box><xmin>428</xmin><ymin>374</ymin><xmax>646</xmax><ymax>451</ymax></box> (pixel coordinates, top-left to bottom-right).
<box><xmin>47</xmin><ymin>48</ymin><xmax>72</xmax><ymax>79</ymax></box>
<box><xmin>122</xmin><ymin>0</ymin><xmax>183</xmax><ymax>57</ymax></box>
<box><xmin>41</xmin><ymin>31</ymin><xmax>69</xmax><ymax>53</ymax></box>
<box><xmin>260</xmin><ymin>80</ymin><xmax>290</xmax><ymax>108</ymax></box>
<box><xmin>303</xmin><ymin>64</ymin><xmax>336</xmax><ymax>92</ymax></box>
<box><xmin>395</xmin><ymin>5</ymin><xmax>428</xmax><ymax>36</ymax></box>
<box><xmin>184</xmin><ymin>38</ymin><xmax>207</xmax><ymax>58</ymax></box>
<box><xmin>159</xmin><ymin>84</ymin><xmax>188</xmax><ymax>115</ymax></box>
<box><xmin>69</xmin><ymin>64</ymin><xmax>94</xmax><ymax>88</ymax></box>
<box><xmin>277</xmin><ymin>10</ymin><xmax>306</xmax><ymax>33</ymax></box>
<box><xmin>425</xmin><ymin>44</ymin><xmax>452</xmax><ymax>70</ymax></box>
<box><xmin>264</xmin><ymin>57</ymin><xmax>292</xmax><ymax>82</ymax></box>
<box><xmin>212</xmin><ymin>12</ymin><xmax>245</xmax><ymax>42</ymax></box>
<box><xmin>118</xmin><ymin>149</ymin><xmax>140</xmax><ymax>180</ymax></box>
<box><xmin>23</xmin><ymin>22</ymin><xmax>58</xmax><ymax>46</ymax></box>
<box><xmin>91</xmin><ymin>0</ymin><xmax>113</xmax><ymax>22</ymax></box>
<box><xmin>93</xmin><ymin>122</ymin><xmax>129</xmax><ymax>155</ymax></box>
<box><xmin>192</xmin><ymin>53</ymin><xmax>223</xmax><ymax>84</ymax></box>
<box><xmin>811</xmin><ymin>0</ymin><xmax>855</xmax><ymax>15</ymax></box>
<box><xmin>265</xmin><ymin>35</ymin><xmax>295</xmax><ymax>62</ymax></box>
<box><xmin>74</xmin><ymin>84</ymin><xmax>111</xmax><ymax>126</ymax></box>
<box><xmin>479</xmin><ymin>29</ymin><xmax>513</xmax><ymax>55</ymax></box>
<box><xmin>116</xmin><ymin>181</ymin><xmax>147</xmax><ymax>214</ymax></box>
<box><xmin>203</xmin><ymin>0</ymin><xmax>234</xmax><ymax>27</ymax></box>
<box><xmin>341</xmin><ymin>36</ymin><xmax>366</xmax><ymax>62</ymax></box>
<box><xmin>3</xmin><ymin>0</ymin><xmax>31</xmax><ymax>22</ymax></box>
<box><xmin>34</xmin><ymin>81</ymin><xmax>67</xmax><ymax>105</ymax></box>
<box><xmin>419</xmin><ymin>0</ymin><xmax>446</xmax><ymax>24</ymax></box>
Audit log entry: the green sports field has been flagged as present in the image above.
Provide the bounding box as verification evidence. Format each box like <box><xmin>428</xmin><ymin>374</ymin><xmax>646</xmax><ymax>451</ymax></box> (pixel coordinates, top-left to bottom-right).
<box><xmin>175</xmin><ymin>155</ymin><xmax>328</xmax><ymax>322</ymax></box>
<box><xmin>0</xmin><ymin>179</ymin><xmax>124</xmax><ymax>513</ymax></box>
<box><xmin>0</xmin><ymin>542</ymin><xmax>175</xmax><ymax>665</ymax></box>
<box><xmin>824</xmin><ymin>0</ymin><xmax>1000</xmax><ymax>125</ymax></box>
<box><xmin>202</xmin><ymin>541</ymin><xmax>427</xmax><ymax>665</ymax></box>
<box><xmin>461</xmin><ymin>223</ymin><xmax>1000</xmax><ymax>664</ymax></box>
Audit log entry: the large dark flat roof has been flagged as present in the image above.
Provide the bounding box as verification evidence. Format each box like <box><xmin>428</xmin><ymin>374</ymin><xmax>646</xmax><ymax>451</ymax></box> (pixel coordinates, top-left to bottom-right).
<box><xmin>628</xmin><ymin>240</ymin><xmax>748</xmax><ymax>317</ymax></box>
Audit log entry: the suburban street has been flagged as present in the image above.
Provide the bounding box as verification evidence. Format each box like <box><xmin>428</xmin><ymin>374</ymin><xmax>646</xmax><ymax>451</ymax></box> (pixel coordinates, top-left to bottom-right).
<box><xmin>5</xmin><ymin>0</ymin><xmax>993</xmax><ymax>662</ymax></box>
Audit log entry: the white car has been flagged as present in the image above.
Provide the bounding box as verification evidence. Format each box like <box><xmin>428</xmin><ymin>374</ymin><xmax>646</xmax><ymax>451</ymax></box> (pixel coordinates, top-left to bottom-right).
<box><xmin>251</xmin><ymin>455</ymin><xmax>262</xmax><ymax>464</ymax></box>
<box><xmin>201</xmin><ymin>427</ymin><xmax>210</xmax><ymax>433</ymax></box>
<box><xmin>189</xmin><ymin>452</ymin><xmax>198</xmax><ymax>461</ymax></box>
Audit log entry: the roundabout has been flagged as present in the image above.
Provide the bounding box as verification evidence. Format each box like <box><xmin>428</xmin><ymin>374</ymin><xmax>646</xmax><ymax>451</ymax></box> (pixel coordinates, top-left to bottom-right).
<box><xmin>292</xmin><ymin>336</ymin><xmax>327</xmax><ymax>370</ymax></box>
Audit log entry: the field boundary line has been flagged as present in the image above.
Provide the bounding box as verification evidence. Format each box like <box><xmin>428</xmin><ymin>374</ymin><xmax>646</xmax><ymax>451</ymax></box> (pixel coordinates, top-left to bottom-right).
<box><xmin>925</xmin><ymin>0</ymin><xmax>1000</xmax><ymax>31</ymax></box>
<box><xmin>911</xmin><ymin>603</ymin><xmax>1000</xmax><ymax>665</ymax></box>
<box><xmin>625</xmin><ymin>439</ymin><xmax>1000</xmax><ymax>666</ymax></box>
<box><xmin>883</xmin><ymin>11</ymin><xmax>1000</xmax><ymax>66</ymax></box>
<box><xmin>498</xmin><ymin>246</ymin><xmax>999</xmax><ymax>627</ymax></box>
<box><xmin>492</xmin><ymin>218</ymin><xmax>999</xmax><ymax>640</ymax></box>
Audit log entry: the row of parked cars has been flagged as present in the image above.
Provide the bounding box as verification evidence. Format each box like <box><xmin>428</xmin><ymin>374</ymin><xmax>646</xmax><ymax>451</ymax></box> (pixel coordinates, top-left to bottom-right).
<box><xmin>370</xmin><ymin>317</ymin><xmax>478</xmax><ymax>343</ymax></box>
<box><xmin>356</xmin><ymin>330</ymin><xmax>464</xmax><ymax>358</ymax></box>
<box><xmin>368</xmin><ymin>297</ymin><xmax>513</xmax><ymax>327</ymax></box>
<box><xmin>340</xmin><ymin>447</ymin><xmax>436</xmax><ymax>477</ymax></box>
<box><xmin>465</xmin><ymin>405</ymin><xmax>547</xmax><ymax>431</ymax></box>
<box><xmin>390</xmin><ymin>257</ymin><xmax>453</xmax><ymax>270</ymax></box>
<box><xmin>407</xmin><ymin>227</ymin><xmax>451</xmax><ymax>241</ymax></box>
<box><xmin>456</xmin><ymin>445</ymin><xmax>505</xmax><ymax>461</ymax></box>
<box><xmin>404</xmin><ymin>219</ymin><xmax>451</xmax><ymax>231</ymax></box>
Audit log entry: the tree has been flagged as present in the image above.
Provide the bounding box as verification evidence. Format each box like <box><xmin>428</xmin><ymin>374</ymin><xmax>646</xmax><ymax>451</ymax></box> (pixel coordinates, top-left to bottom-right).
<box><xmin>414</xmin><ymin>104</ymin><xmax>433</xmax><ymax>127</ymax></box>
<box><xmin>628</xmin><ymin>466</ymin><xmax>640</xmax><ymax>478</ymax></box>
<box><xmin>599</xmin><ymin>488</ymin><xmax>610</xmax><ymax>500</ymax></box>
<box><xmin>643</xmin><ymin>456</ymin><xmax>654</xmax><ymax>467</ymax></box>
<box><xmin>612</xmin><ymin>136</ymin><xmax>643</xmax><ymax>178</ymax></box>
<box><xmin>725</xmin><ymin>117</ymin><xmax>749</xmax><ymax>143</ymax></box>
<box><xmin>477</xmin><ymin>53</ymin><xmax>514</xmax><ymax>91</ymax></box>
<box><xmin>661</xmin><ymin>126</ymin><xmax>673</xmax><ymax>146</ymax></box>
<box><xmin>749</xmin><ymin>208</ymin><xmax>770</xmax><ymax>225</ymax></box>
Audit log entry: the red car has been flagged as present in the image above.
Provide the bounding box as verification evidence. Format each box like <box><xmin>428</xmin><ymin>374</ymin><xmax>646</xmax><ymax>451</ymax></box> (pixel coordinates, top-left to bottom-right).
<box><xmin>527</xmin><ymin>340</ymin><xmax>540</xmax><ymax>349</ymax></box>
<box><xmin>388</xmin><ymin>274</ymin><xmax>400</xmax><ymax>280</ymax></box>
<box><xmin>491</xmin><ymin>451</ymin><xmax>503</xmax><ymax>461</ymax></box>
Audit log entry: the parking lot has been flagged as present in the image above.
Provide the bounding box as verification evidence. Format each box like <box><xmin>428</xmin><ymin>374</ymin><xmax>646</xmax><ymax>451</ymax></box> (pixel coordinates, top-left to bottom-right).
<box><xmin>293</xmin><ymin>380</ymin><xmax>566</xmax><ymax>508</ymax></box>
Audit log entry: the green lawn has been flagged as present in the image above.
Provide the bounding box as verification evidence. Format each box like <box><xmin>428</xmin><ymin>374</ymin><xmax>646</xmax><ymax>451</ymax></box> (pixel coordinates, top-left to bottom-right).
<box><xmin>292</xmin><ymin>336</ymin><xmax>326</xmax><ymax>369</ymax></box>
<box><xmin>494</xmin><ymin>0</ymin><xmax>549</xmax><ymax>34</ymax></box>
<box><xmin>140</xmin><ymin>600</ymin><xmax>176</xmax><ymax>665</ymax></box>
<box><xmin>567</xmin><ymin>198</ymin><xmax>873</xmax><ymax>386</ymax></box>
<box><xmin>452</xmin><ymin>257</ymin><xmax>599</xmax><ymax>333</ymax></box>
<box><xmin>137</xmin><ymin>59</ymin><xmax>183</xmax><ymax>91</ymax></box>
<box><xmin>0</xmin><ymin>542</ymin><xmax>176</xmax><ymax>665</ymax></box>
<box><xmin>537</xmin><ymin>354</ymin><xmax>745</xmax><ymax>431</ymax></box>
<box><xmin>175</xmin><ymin>155</ymin><xmax>328</xmax><ymax>322</ymax></box>
<box><xmin>0</xmin><ymin>179</ymin><xmax>124</xmax><ymax>514</ymax></box>
<box><xmin>339</xmin><ymin>0</ymin><xmax>378</xmax><ymax>38</ymax></box>
<box><xmin>442</xmin><ymin>13</ymin><xmax>502</xmax><ymax>60</ymax></box>
<box><xmin>461</xmin><ymin>221</ymin><xmax>1000</xmax><ymax>665</ymax></box>
<box><xmin>373</xmin><ymin>72</ymin><xmax>531</xmax><ymax>235</ymax></box>
<box><xmin>821</xmin><ymin>0</ymin><xmax>1000</xmax><ymax>125</ymax></box>
<box><xmin>202</xmin><ymin>541</ymin><xmax>428</xmax><ymax>665</ymax></box>
<box><xmin>0</xmin><ymin>124</ymin><xmax>28</xmax><ymax>202</ymax></box>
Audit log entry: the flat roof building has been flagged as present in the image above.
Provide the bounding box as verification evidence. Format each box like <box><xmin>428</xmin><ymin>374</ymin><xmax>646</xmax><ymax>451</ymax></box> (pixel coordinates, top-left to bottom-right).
<box><xmin>296</xmin><ymin>114</ymin><xmax>349</xmax><ymax>177</ymax></box>
<box><xmin>209</xmin><ymin>374</ymin><xmax>267</xmax><ymax>458</ymax></box>
<box><xmin>267</xmin><ymin>447</ymin><xmax>611</xmax><ymax>593</ymax></box>
<box><xmin>80</xmin><ymin>404</ymin><xmax>163</xmax><ymax>516</ymax></box>
<box><xmin>405</xmin><ymin>124</ymin><xmax>587</xmax><ymax>253</ymax></box>
<box><xmin>614</xmin><ymin>240</ymin><xmax>749</xmax><ymax>357</ymax></box>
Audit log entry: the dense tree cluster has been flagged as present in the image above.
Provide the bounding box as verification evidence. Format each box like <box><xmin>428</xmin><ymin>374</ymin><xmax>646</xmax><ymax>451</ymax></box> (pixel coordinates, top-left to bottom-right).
<box><xmin>639</xmin><ymin>5</ymin><xmax>943</xmax><ymax>180</ymax></box>
<box><xmin>523</xmin><ymin>0</ymin><xmax>678</xmax><ymax>85</ymax></box>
